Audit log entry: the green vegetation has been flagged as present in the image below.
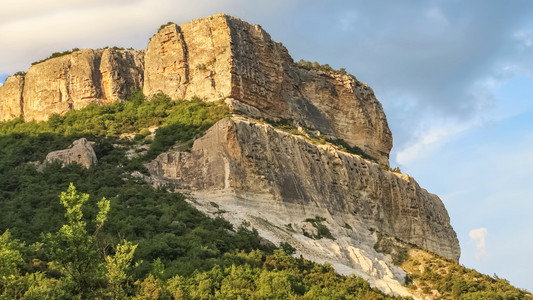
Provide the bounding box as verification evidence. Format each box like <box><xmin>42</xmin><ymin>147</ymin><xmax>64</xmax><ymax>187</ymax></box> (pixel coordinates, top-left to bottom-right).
<box><xmin>295</xmin><ymin>59</ymin><xmax>357</xmax><ymax>80</ymax></box>
<box><xmin>13</xmin><ymin>71</ymin><xmax>26</xmax><ymax>77</ymax></box>
<box><xmin>0</xmin><ymin>88</ymin><xmax>527</xmax><ymax>298</ymax></box>
<box><xmin>0</xmin><ymin>90</ymin><xmax>229</xmax><ymax>159</ymax></box>
<box><xmin>150</xmin><ymin>21</ymin><xmax>177</xmax><ymax>41</ymax></box>
<box><xmin>158</xmin><ymin>21</ymin><xmax>176</xmax><ymax>32</ymax></box>
<box><xmin>303</xmin><ymin>216</ymin><xmax>334</xmax><ymax>240</ymax></box>
<box><xmin>31</xmin><ymin>48</ymin><xmax>81</xmax><ymax>66</ymax></box>
<box><xmin>279</xmin><ymin>242</ymin><xmax>296</xmax><ymax>255</ymax></box>
<box><xmin>1</xmin><ymin>188</ymin><xmax>402</xmax><ymax>299</ymax></box>
<box><xmin>373</xmin><ymin>232</ymin><xmax>409</xmax><ymax>266</ymax></box>
<box><xmin>403</xmin><ymin>249</ymin><xmax>531</xmax><ymax>299</ymax></box>
<box><xmin>264</xmin><ymin>118</ymin><xmax>305</xmax><ymax>136</ymax></box>
<box><xmin>259</xmin><ymin>117</ymin><xmax>378</xmax><ymax>163</ymax></box>
<box><xmin>0</xmin><ymin>91</ymin><xmax>409</xmax><ymax>298</ymax></box>
<box><xmin>327</xmin><ymin>137</ymin><xmax>377</xmax><ymax>162</ymax></box>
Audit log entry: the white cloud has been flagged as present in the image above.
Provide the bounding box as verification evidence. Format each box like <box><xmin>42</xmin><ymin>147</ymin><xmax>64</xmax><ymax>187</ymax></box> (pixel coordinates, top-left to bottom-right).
<box><xmin>0</xmin><ymin>82</ymin><xmax>3</xmax><ymax>87</ymax></box>
<box><xmin>469</xmin><ymin>227</ymin><xmax>489</xmax><ymax>260</ymax></box>
<box><xmin>0</xmin><ymin>0</ymin><xmax>264</xmax><ymax>74</ymax></box>
<box><xmin>514</xmin><ymin>30</ymin><xmax>533</xmax><ymax>48</ymax></box>
<box><xmin>338</xmin><ymin>11</ymin><xmax>357</xmax><ymax>31</ymax></box>
<box><xmin>395</xmin><ymin>119</ymin><xmax>472</xmax><ymax>165</ymax></box>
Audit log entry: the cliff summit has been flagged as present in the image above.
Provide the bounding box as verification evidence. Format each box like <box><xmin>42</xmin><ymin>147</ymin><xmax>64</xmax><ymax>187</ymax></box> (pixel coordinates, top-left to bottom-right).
<box><xmin>1</xmin><ymin>14</ymin><xmax>391</xmax><ymax>165</ymax></box>
<box><xmin>0</xmin><ymin>14</ymin><xmax>461</xmax><ymax>297</ymax></box>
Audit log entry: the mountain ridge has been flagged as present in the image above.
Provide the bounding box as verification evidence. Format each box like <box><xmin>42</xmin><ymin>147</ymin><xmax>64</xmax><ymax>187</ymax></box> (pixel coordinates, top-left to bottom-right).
<box><xmin>2</xmin><ymin>13</ymin><xmax>512</xmax><ymax>299</ymax></box>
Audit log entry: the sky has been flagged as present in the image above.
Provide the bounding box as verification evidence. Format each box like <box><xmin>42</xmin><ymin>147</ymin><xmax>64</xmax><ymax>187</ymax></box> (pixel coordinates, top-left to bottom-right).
<box><xmin>1</xmin><ymin>0</ymin><xmax>532</xmax><ymax>291</ymax></box>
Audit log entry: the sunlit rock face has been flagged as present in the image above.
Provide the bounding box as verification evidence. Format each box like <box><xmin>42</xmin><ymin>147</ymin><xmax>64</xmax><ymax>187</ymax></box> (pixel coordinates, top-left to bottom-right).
<box><xmin>144</xmin><ymin>14</ymin><xmax>392</xmax><ymax>165</ymax></box>
<box><xmin>0</xmin><ymin>75</ymin><xmax>24</xmax><ymax>121</ymax></box>
<box><xmin>0</xmin><ymin>48</ymin><xmax>144</xmax><ymax>122</ymax></box>
<box><xmin>147</xmin><ymin>117</ymin><xmax>460</xmax><ymax>261</ymax></box>
<box><xmin>145</xmin><ymin>116</ymin><xmax>459</xmax><ymax>297</ymax></box>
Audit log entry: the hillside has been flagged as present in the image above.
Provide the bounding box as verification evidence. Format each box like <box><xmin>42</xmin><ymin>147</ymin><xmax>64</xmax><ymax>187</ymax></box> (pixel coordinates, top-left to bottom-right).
<box><xmin>0</xmin><ymin>14</ymin><xmax>530</xmax><ymax>299</ymax></box>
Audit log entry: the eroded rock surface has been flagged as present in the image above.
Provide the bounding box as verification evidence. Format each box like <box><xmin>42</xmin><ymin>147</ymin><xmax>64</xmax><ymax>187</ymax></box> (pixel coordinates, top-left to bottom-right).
<box><xmin>0</xmin><ymin>75</ymin><xmax>24</xmax><ymax>121</ymax></box>
<box><xmin>38</xmin><ymin>138</ymin><xmax>98</xmax><ymax>171</ymax></box>
<box><xmin>147</xmin><ymin>117</ymin><xmax>460</xmax><ymax>260</ymax></box>
<box><xmin>20</xmin><ymin>48</ymin><xmax>144</xmax><ymax>121</ymax></box>
<box><xmin>144</xmin><ymin>14</ymin><xmax>392</xmax><ymax>164</ymax></box>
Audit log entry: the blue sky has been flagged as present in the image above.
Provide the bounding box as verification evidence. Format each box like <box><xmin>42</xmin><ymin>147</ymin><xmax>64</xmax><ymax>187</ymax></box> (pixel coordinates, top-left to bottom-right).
<box><xmin>1</xmin><ymin>0</ymin><xmax>532</xmax><ymax>291</ymax></box>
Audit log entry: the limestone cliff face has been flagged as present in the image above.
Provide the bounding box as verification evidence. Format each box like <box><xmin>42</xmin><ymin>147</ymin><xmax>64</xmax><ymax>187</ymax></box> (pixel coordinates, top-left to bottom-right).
<box><xmin>147</xmin><ymin>117</ymin><xmax>460</xmax><ymax>261</ymax></box>
<box><xmin>0</xmin><ymin>75</ymin><xmax>24</xmax><ymax>121</ymax></box>
<box><xmin>144</xmin><ymin>14</ymin><xmax>392</xmax><ymax>165</ymax></box>
<box><xmin>18</xmin><ymin>48</ymin><xmax>144</xmax><ymax>121</ymax></box>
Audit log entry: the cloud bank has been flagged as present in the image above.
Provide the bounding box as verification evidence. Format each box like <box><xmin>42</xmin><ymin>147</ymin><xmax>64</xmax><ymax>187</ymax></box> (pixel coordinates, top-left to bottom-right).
<box><xmin>469</xmin><ymin>227</ymin><xmax>489</xmax><ymax>260</ymax></box>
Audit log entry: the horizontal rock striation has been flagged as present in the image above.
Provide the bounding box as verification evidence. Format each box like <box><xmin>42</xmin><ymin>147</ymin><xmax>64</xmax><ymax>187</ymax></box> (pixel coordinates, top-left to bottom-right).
<box><xmin>147</xmin><ymin>117</ymin><xmax>460</xmax><ymax>260</ymax></box>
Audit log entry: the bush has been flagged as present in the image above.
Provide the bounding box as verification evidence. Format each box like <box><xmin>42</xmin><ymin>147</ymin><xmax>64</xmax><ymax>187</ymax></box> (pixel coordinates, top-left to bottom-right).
<box><xmin>31</xmin><ymin>48</ymin><xmax>81</xmax><ymax>66</ymax></box>
<box><xmin>303</xmin><ymin>216</ymin><xmax>334</xmax><ymax>240</ymax></box>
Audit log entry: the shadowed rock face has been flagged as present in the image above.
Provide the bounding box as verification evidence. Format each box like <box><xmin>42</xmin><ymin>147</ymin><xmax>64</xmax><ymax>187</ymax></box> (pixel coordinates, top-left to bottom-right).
<box><xmin>144</xmin><ymin>14</ymin><xmax>392</xmax><ymax>165</ymax></box>
<box><xmin>147</xmin><ymin>117</ymin><xmax>461</xmax><ymax>261</ymax></box>
<box><xmin>38</xmin><ymin>138</ymin><xmax>98</xmax><ymax>171</ymax></box>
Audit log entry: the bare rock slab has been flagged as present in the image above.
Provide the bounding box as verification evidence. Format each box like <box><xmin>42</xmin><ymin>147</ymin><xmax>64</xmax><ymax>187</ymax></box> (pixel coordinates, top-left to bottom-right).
<box><xmin>38</xmin><ymin>138</ymin><xmax>97</xmax><ymax>171</ymax></box>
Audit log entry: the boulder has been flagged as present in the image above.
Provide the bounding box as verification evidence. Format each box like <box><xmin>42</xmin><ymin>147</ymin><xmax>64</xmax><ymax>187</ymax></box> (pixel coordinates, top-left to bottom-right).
<box><xmin>38</xmin><ymin>138</ymin><xmax>98</xmax><ymax>171</ymax></box>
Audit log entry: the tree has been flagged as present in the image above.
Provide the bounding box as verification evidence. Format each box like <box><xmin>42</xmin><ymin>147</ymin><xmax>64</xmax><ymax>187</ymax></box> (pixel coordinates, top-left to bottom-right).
<box><xmin>105</xmin><ymin>240</ymin><xmax>138</xmax><ymax>299</ymax></box>
<box><xmin>42</xmin><ymin>183</ymin><xmax>110</xmax><ymax>297</ymax></box>
<box><xmin>0</xmin><ymin>230</ymin><xmax>25</xmax><ymax>298</ymax></box>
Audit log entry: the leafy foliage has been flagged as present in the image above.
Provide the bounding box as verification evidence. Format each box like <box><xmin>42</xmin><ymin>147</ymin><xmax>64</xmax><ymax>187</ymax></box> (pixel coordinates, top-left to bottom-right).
<box><xmin>327</xmin><ymin>137</ymin><xmax>377</xmax><ymax>162</ymax></box>
<box><xmin>303</xmin><ymin>216</ymin><xmax>334</xmax><ymax>240</ymax></box>
<box><xmin>0</xmin><ymin>88</ymin><xmax>527</xmax><ymax>298</ymax></box>
<box><xmin>373</xmin><ymin>232</ymin><xmax>409</xmax><ymax>266</ymax></box>
<box><xmin>295</xmin><ymin>59</ymin><xmax>357</xmax><ymax>80</ymax></box>
<box><xmin>0</xmin><ymin>185</ymin><xmax>403</xmax><ymax>299</ymax></box>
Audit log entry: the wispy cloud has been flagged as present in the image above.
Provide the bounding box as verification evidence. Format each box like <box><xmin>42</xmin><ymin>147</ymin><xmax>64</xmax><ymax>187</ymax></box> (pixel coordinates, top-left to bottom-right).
<box><xmin>338</xmin><ymin>11</ymin><xmax>357</xmax><ymax>32</ymax></box>
<box><xmin>469</xmin><ymin>227</ymin><xmax>489</xmax><ymax>260</ymax></box>
<box><xmin>514</xmin><ymin>30</ymin><xmax>533</xmax><ymax>48</ymax></box>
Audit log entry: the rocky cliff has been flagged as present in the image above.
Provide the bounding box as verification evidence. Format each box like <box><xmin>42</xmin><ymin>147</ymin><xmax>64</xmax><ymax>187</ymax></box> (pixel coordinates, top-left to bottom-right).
<box><xmin>0</xmin><ymin>14</ymin><xmax>391</xmax><ymax>164</ymax></box>
<box><xmin>0</xmin><ymin>48</ymin><xmax>144</xmax><ymax>122</ymax></box>
<box><xmin>0</xmin><ymin>14</ymin><xmax>461</xmax><ymax>295</ymax></box>
<box><xmin>147</xmin><ymin>117</ymin><xmax>460</xmax><ymax>261</ymax></box>
<box><xmin>145</xmin><ymin>116</ymin><xmax>459</xmax><ymax>297</ymax></box>
<box><xmin>0</xmin><ymin>75</ymin><xmax>24</xmax><ymax>121</ymax></box>
<box><xmin>144</xmin><ymin>14</ymin><xmax>392</xmax><ymax>165</ymax></box>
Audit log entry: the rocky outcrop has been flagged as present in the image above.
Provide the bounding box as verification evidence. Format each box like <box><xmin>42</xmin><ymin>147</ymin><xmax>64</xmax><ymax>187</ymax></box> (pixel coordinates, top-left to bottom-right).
<box><xmin>144</xmin><ymin>14</ymin><xmax>392</xmax><ymax>165</ymax></box>
<box><xmin>19</xmin><ymin>48</ymin><xmax>144</xmax><ymax>121</ymax></box>
<box><xmin>0</xmin><ymin>75</ymin><xmax>24</xmax><ymax>121</ymax></box>
<box><xmin>38</xmin><ymin>138</ymin><xmax>98</xmax><ymax>171</ymax></box>
<box><xmin>147</xmin><ymin>117</ymin><xmax>460</xmax><ymax>260</ymax></box>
